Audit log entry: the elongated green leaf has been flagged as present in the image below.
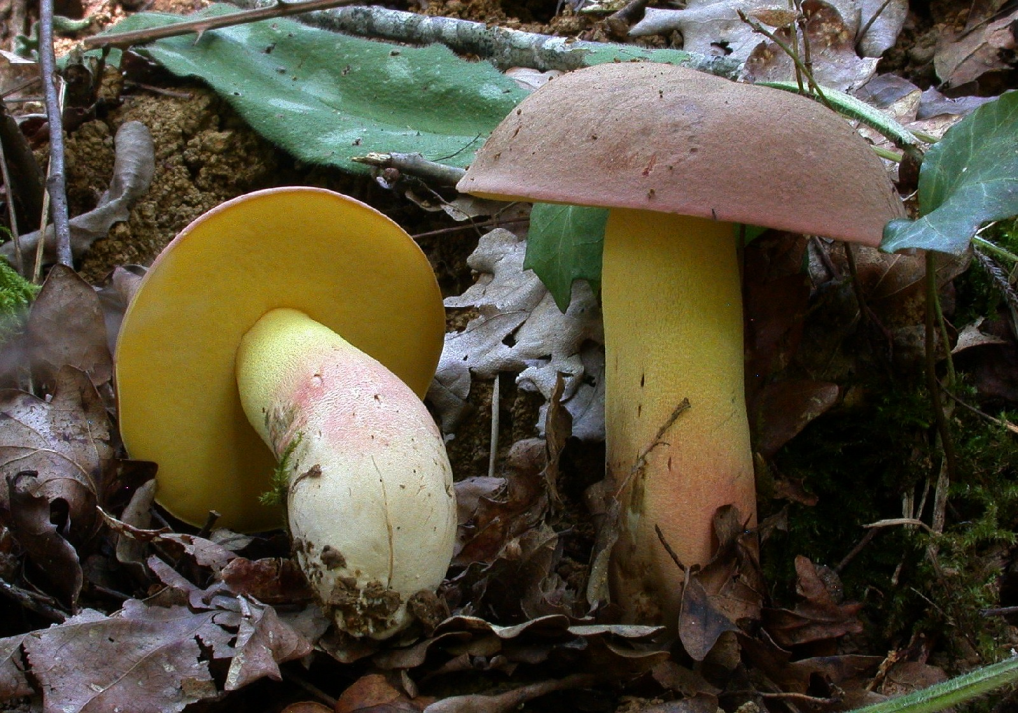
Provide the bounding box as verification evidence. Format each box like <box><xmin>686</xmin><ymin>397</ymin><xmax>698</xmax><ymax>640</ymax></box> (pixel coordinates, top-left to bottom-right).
<box><xmin>524</xmin><ymin>203</ymin><xmax>607</xmax><ymax>311</ymax></box>
<box><xmin>100</xmin><ymin>5</ymin><xmax>528</xmax><ymax>173</ymax></box>
<box><xmin>882</xmin><ymin>90</ymin><xmax>1018</xmax><ymax>254</ymax></box>
<box><xmin>848</xmin><ymin>656</ymin><xmax>1018</xmax><ymax>713</ymax></box>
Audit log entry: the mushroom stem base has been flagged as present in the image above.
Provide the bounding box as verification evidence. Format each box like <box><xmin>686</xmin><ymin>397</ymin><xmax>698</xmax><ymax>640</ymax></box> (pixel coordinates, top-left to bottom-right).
<box><xmin>235</xmin><ymin>308</ymin><xmax>457</xmax><ymax>639</ymax></box>
<box><xmin>602</xmin><ymin>210</ymin><xmax>756</xmax><ymax>627</ymax></box>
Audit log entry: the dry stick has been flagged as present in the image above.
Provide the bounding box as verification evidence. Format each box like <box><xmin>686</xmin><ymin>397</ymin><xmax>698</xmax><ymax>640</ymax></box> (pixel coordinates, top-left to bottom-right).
<box><xmin>412</xmin><ymin>215</ymin><xmax>529</xmax><ymax>240</ymax></box>
<box><xmin>39</xmin><ymin>0</ymin><xmax>72</xmax><ymax>267</ymax></box>
<box><xmin>939</xmin><ymin>378</ymin><xmax>1018</xmax><ymax>434</ymax></box>
<box><xmin>82</xmin><ymin>0</ymin><xmax>362</xmax><ymax>49</ymax></box>
<box><xmin>488</xmin><ymin>375</ymin><xmax>500</xmax><ymax>480</ymax></box>
<box><xmin>352</xmin><ymin>151</ymin><xmax>467</xmax><ymax>186</ymax></box>
<box><xmin>232</xmin><ymin>0</ymin><xmax>741</xmax><ymax>76</ymax></box>
<box><xmin>855</xmin><ymin>0</ymin><xmax>894</xmax><ymax>52</ymax></box>
<box><xmin>0</xmin><ymin>135</ymin><xmax>24</xmax><ymax>274</ymax></box>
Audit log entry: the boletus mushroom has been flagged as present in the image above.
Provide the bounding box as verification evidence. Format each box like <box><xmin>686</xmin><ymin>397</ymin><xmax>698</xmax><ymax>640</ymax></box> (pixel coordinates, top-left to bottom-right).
<box><xmin>115</xmin><ymin>187</ymin><xmax>456</xmax><ymax>639</ymax></box>
<box><xmin>457</xmin><ymin>63</ymin><xmax>905</xmax><ymax>626</ymax></box>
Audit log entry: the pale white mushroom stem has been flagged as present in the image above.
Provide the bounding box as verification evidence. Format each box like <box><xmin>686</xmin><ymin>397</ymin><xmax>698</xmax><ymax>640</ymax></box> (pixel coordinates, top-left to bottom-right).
<box><xmin>235</xmin><ymin>307</ymin><xmax>456</xmax><ymax>639</ymax></box>
<box><xmin>603</xmin><ymin>211</ymin><xmax>756</xmax><ymax>626</ymax></box>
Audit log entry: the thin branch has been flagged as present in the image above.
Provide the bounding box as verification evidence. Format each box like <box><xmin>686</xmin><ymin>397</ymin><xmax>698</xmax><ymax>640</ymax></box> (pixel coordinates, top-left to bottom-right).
<box><xmin>82</xmin><ymin>0</ymin><xmax>363</xmax><ymax>49</ymax></box>
<box><xmin>353</xmin><ymin>151</ymin><xmax>466</xmax><ymax>186</ymax></box>
<box><xmin>39</xmin><ymin>0</ymin><xmax>72</xmax><ymax>267</ymax></box>
<box><xmin>924</xmin><ymin>251</ymin><xmax>958</xmax><ymax>487</ymax></box>
<box><xmin>737</xmin><ymin>9</ymin><xmax>834</xmax><ymax>113</ymax></box>
<box><xmin>232</xmin><ymin>0</ymin><xmax>741</xmax><ymax>76</ymax></box>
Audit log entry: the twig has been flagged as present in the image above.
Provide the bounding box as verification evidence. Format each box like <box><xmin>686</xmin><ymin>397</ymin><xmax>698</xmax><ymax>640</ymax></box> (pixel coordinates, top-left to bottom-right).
<box><xmin>855</xmin><ymin>0</ymin><xmax>893</xmax><ymax>52</ymax></box>
<box><xmin>0</xmin><ymin>131</ymin><xmax>24</xmax><ymax>273</ymax></box>
<box><xmin>835</xmin><ymin>526</ymin><xmax>880</xmax><ymax>572</ymax></box>
<box><xmin>232</xmin><ymin>0</ymin><xmax>741</xmax><ymax>77</ymax></box>
<box><xmin>0</xmin><ymin>579</ymin><xmax>68</xmax><ymax>622</ymax></box>
<box><xmin>737</xmin><ymin>9</ymin><xmax>833</xmax><ymax>113</ymax></box>
<box><xmin>863</xmin><ymin>517</ymin><xmax>935</xmax><ymax>534</ymax></box>
<box><xmin>352</xmin><ymin>152</ymin><xmax>466</xmax><ymax>186</ymax></box>
<box><xmin>606</xmin><ymin>0</ymin><xmax>650</xmax><ymax>36</ymax></box>
<box><xmin>38</xmin><ymin>0</ymin><xmax>72</xmax><ymax>267</ymax></box>
<box><xmin>924</xmin><ymin>251</ymin><xmax>958</xmax><ymax>492</ymax></box>
<box><xmin>82</xmin><ymin>0</ymin><xmax>363</xmax><ymax>49</ymax></box>
<box><xmin>938</xmin><ymin>379</ymin><xmax>1018</xmax><ymax>434</ymax></box>
<box><xmin>488</xmin><ymin>375</ymin><xmax>499</xmax><ymax>480</ymax></box>
<box><xmin>655</xmin><ymin>523</ymin><xmax>685</xmax><ymax>572</ymax></box>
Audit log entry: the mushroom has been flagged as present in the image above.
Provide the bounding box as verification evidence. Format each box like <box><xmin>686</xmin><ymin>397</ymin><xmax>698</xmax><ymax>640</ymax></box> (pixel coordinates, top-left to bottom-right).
<box><xmin>115</xmin><ymin>187</ymin><xmax>456</xmax><ymax>638</ymax></box>
<box><xmin>457</xmin><ymin>63</ymin><xmax>904</xmax><ymax>626</ymax></box>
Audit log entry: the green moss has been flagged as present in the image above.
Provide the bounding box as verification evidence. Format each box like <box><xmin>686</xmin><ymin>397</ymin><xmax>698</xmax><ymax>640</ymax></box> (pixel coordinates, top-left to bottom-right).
<box><xmin>259</xmin><ymin>431</ymin><xmax>302</xmax><ymax>507</ymax></box>
<box><xmin>0</xmin><ymin>253</ymin><xmax>39</xmax><ymax>341</ymax></box>
<box><xmin>764</xmin><ymin>376</ymin><xmax>1018</xmax><ymax>659</ymax></box>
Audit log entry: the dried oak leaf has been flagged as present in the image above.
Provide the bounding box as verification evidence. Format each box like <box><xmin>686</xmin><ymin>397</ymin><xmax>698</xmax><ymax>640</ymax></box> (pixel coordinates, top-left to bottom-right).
<box><xmin>762</xmin><ymin>555</ymin><xmax>863</xmax><ymax>649</ymax></box>
<box><xmin>429</xmin><ymin>228</ymin><xmax>605</xmax><ymax>441</ymax></box>
<box><xmin>21</xmin><ymin>589</ymin><xmax>311</xmax><ymax>712</ymax></box>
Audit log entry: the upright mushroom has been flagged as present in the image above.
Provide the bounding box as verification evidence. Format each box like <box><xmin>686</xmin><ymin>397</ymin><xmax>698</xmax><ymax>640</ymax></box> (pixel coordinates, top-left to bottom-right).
<box><xmin>115</xmin><ymin>187</ymin><xmax>456</xmax><ymax>638</ymax></box>
<box><xmin>458</xmin><ymin>63</ymin><xmax>904</xmax><ymax>626</ymax></box>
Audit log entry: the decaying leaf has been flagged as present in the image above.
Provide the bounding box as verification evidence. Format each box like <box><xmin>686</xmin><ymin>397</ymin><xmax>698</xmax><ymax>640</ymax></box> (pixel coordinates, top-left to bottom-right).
<box><xmin>429</xmin><ymin>228</ymin><xmax>605</xmax><ymax>442</ymax></box>
<box><xmin>762</xmin><ymin>555</ymin><xmax>864</xmax><ymax>649</ymax></box>
<box><xmin>628</xmin><ymin>0</ymin><xmax>902</xmax><ymax>79</ymax></box>
<box><xmin>4</xmin><ymin>122</ymin><xmax>155</xmax><ymax>264</ymax></box>
<box><xmin>26</xmin><ymin>265</ymin><xmax>112</xmax><ymax>389</ymax></box>
<box><xmin>744</xmin><ymin>0</ymin><xmax>880</xmax><ymax>91</ymax></box>
<box><xmin>934</xmin><ymin>6</ymin><xmax>1018</xmax><ymax>88</ymax></box>
<box><xmin>0</xmin><ymin>365</ymin><xmax>123</xmax><ymax>606</ymax></box>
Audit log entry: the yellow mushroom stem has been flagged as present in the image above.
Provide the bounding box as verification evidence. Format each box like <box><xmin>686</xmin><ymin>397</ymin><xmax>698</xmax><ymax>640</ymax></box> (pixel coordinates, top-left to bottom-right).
<box><xmin>235</xmin><ymin>307</ymin><xmax>456</xmax><ymax>639</ymax></box>
<box><xmin>603</xmin><ymin>210</ymin><xmax>756</xmax><ymax>627</ymax></box>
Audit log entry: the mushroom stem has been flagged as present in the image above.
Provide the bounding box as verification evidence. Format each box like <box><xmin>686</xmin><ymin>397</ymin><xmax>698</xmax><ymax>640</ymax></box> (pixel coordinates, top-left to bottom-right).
<box><xmin>236</xmin><ymin>307</ymin><xmax>456</xmax><ymax>639</ymax></box>
<box><xmin>603</xmin><ymin>210</ymin><xmax>756</xmax><ymax>626</ymax></box>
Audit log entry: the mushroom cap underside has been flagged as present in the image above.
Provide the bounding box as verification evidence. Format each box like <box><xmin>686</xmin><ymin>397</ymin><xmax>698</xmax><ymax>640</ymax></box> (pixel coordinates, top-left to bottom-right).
<box><xmin>115</xmin><ymin>187</ymin><xmax>446</xmax><ymax>532</ymax></box>
<box><xmin>458</xmin><ymin>62</ymin><xmax>905</xmax><ymax>246</ymax></box>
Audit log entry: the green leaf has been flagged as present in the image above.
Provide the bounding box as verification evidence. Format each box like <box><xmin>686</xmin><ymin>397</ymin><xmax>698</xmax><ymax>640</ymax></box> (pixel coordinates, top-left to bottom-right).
<box><xmin>882</xmin><ymin>90</ymin><xmax>1018</xmax><ymax>255</ymax></box>
<box><xmin>99</xmin><ymin>5</ymin><xmax>528</xmax><ymax>173</ymax></box>
<box><xmin>847</xmin><ymin>656</ymin><xmax>1018</xmax><ymax>713</ymax></box>
<box><xmin>524</xmin><ymin>204</ymin><xmax>607</xmax><ymax>312</ymax></box>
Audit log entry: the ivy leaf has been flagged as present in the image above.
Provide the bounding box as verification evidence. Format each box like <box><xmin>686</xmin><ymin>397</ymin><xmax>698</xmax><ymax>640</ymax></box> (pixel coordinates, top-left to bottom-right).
<box><xmin>97</xmin><ymin>5</ymin><xmax>527</xmax><ymax>174</ymax></box>
<box><xmin>882</xmin><ymin>90</ymin><xmax>1018</xmax><ymax>255</ymax></box>
<box><xmin>524</xmin><ymin>204</ymin><xmax>608</xmax><ymax>312</ymax></box>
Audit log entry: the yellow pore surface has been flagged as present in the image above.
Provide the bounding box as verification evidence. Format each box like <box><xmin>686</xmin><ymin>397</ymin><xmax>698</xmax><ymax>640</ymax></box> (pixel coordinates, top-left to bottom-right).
<box><xmin>115</xmin><ymin>188</ymin><xmax>445</xmax><ymax>532</ymax></box>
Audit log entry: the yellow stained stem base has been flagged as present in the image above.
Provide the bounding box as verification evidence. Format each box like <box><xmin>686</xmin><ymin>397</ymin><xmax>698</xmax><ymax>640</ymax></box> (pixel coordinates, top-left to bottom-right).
<box><xmin>602</xmin><ymin>210</ymin><xmax>756</xmax><ymax>627</ymax></box>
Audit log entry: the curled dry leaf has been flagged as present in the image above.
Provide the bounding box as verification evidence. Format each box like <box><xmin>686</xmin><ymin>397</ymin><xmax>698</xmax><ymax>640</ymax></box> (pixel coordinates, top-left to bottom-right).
<box><xmin>0</xmin><ymin>366</ymin><xmax>116</xmax><ymax>599</ymax></box>
<box><xmin>3</xmin><ymin>121</ymin><xmax>155</xmax><ymax>264</ymax></box>
<box><xmin>335</xmin><ymin>673</ymin><xmax>427</xmax><ymax>713</ymax></box>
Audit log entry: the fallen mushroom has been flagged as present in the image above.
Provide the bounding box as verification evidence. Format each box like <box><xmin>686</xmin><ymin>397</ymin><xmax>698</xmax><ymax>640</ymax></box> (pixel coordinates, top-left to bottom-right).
<box><xmin>115</xmin><ymin>187</ymin><xmax>456</xmax><ymax>638</ymax></box>
<box><xmin>457</xmin><ymin>63</ymin><xmax>904</xmax><ymax>626</ymax></box>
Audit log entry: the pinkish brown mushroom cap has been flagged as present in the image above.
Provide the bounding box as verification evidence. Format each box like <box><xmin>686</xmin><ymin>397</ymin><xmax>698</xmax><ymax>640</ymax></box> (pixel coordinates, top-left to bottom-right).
<box><xmin>457</xmin><ymin>62</ymin><xmax>905</xmax><ymax>242</ymax></box>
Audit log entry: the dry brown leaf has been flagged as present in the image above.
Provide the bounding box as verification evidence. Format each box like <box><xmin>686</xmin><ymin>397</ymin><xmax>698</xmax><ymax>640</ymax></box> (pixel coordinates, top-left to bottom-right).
<box><xmin>744</xmin><ymin>0</ymin><xmax>879</xmax><ymax>90</ymax></box>
<box><xmin>751</xmin><ymin>380</ymin><xmax>840</xmax><ymax>458</ymax></box>
<box><xmin>26</xmin><ymin>265</ymin><xmax>112</xmax><ymax>389</ymax></box>
<box><xmin>934</xmin><ymin>8</ymin><xmax>1018</xmax><ymax>87</ymax></box>
<box><xmin>335</xmin><ymin>673</ymin><xmax>427</xmax><ymax>713</ymax></box>
<box><xmin>762</xmin><ymin>556</ymin><xmax>864</xmax><ymax>649</ymax></box>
